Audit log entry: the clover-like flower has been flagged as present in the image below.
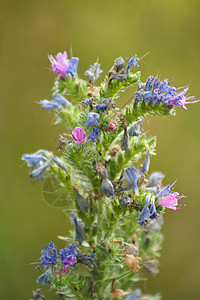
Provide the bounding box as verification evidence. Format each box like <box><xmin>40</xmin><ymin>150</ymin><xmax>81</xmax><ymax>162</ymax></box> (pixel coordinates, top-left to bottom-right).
<box><xmin>71</xmin><ymin>127</ymin><xmax>86</xmax><ymax>145</ymax></box>
<box><xmin>136</xmin><ymin>194</ymin><xmax>151</xmax><ymax>226</ymax></box>
<box><xmin>40</xmin><ymin>242</ymin><xmax>57</xmax><ymax>269</ymax></box>
<box><xmin>157</xmin><ymin>192</ymin><xmax>185</xmax><ymax>210</ymax></box>
<box><xmin>85</xmin><ymin>112</ymin><xmax>99</xmax><ymax>127</ymax></box>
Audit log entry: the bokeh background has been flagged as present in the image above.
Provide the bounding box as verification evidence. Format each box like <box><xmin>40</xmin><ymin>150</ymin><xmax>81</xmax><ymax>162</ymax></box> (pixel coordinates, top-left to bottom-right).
<box><xmin>1</xmin><ymin>0</ymin><xmax>200</xmax><ymax>299</ymax></box>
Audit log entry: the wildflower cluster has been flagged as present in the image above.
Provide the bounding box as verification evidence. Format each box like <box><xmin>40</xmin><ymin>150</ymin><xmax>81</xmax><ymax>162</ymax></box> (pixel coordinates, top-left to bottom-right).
<box><xmin>23</xmin><ymin>49</ymin><xmax>198</xmax><ymax>300</ymax></box>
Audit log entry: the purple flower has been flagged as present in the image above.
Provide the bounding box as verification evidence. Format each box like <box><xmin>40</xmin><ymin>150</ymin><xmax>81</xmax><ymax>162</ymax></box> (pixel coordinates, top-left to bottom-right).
<box><xmin>168</xmin><ymin>87</ymin><xmax>198</xmax><ymax>109</ymax></box>
<box><xmin>136</xmin><ymin>194</ymin><xmax>151</xmax><ymax>226</ymax></box>
<box><xmin>85</xmin><ymin>112</ymin><xmax>99</xmax><ymax>127</ymax></box>
<box><xmin>30</xmin><ymin>163</ymin><xmax>51</xmax><ymax>181</ymax></box>
<box><xmin>59</xmin><ymin>244</ymin><xmax>77</xmax><ymax>269</ymax></box>
<box><xmin>40</xmin><ymin>242</ymin><xmax>57</xmax><ymax>269</ymax></box>
<box><xmin>157</xmin><ymin>192</ymin><xmax>185</xmax><ymax>210</ymax></box>
<box><xmin>22</xmin><ymin>153</ymin><xmax>49</xmax><ymax>169</ymax></box>
<box><xmin>71</xmin><ymin>127</ymin><xmax>86</xmax><ymax>145</ymax></box>
<box><xmin>135</xmin><ymin>76</ymin><xmax>177</xmax><ymax>105</ymax></box>
<box><xmin>85</xmin><ymin>61</ymin><xmax>103</xmax><ymax>83</ymax></box>
<box><xmin>124</xmin><ymin>166</ymin><xmax>140</xmax><ymax>196</ymax></box>
<box><xmin>48</xmin><ymin>51</ymin><xmax>79</xmax><ymax>79</ymax></box>
<box><xmin>59</xmin><ymin>243</ymin><xmax>77</xmax><ymax>261</ymax></box>
<box><xmin>63</xmin><ymin>255</ymin><xmax>77</xmax><ymax>269</ymax></box>
<box><xmin>102</xmin><ymin>178</ymin><xmax>115</xmax><ymax>198</ymax></box>
<box><xmin>127</xmin><ymin>55</ymin><xmax>139</xmax><ymax>69</ymax></box>
<box><xmin>88</xmin><ymin>127</ymin><xmax>99</xmax><ymax>142</ymax></box>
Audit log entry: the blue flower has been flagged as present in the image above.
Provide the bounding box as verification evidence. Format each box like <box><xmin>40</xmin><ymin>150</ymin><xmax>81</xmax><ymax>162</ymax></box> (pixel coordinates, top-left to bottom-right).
<box><xmin>85</xmin><ymin>112</ymin><xmax>99</xmax><ymax>127</ymax></box>
<box><xmin>149</xmin><ymin>196</ymin><xmax>157</xmax><ymax>219</ymax></box>
<box><xmin>40</xmin><ymin>100</ymin><xmax>59</xmax><ymax>113</ymax></box>
<box><xmin>96</xmin><ymin>103</ymin><xmax>108</xmax><ymax>113</ymax></box>
<box><xmin>136</xmin><ymin>194</ymin><xmax>151</xmax><ymax>226</ymax></box>
<box><xmin>85</xmin><ymin>62</ymin><xmax>103</xmax><ymax>83</ymax></box>
<box><xmin>36</xmin><ymin>267</ymin><xmax>52</xmax><ymax>285</ymax></box>
<box><xmin>59</xmin><ymin>243</ymin><xmax>77</xmax><ymax>261</ymax></box>
<box><xmin>22</xmin><ymin>154</ymin><xmax>49</xmax><ymax>169</ymax></box>
<box><xmin>59</xmin><ymin>244</ymin><xmax>78</xmax><ymax>268</ymax></box>
<box><xmin>140</xmin><ymin>150</ymin><xmax>150</xmax><ymax>175</ymax></box>
<box><xmin>66</xmin><ymin>57</ymin><xmax>79</xmax><ymax>77</ymax></box>
<box><xmin>88</xmin><ymin>127</ymin><xmax>99</xmax><ymax>142</ymax></box>
<box><xmin>30</xmin><ymin>164</ymin><xmax>51</xmax><ymax>181</ymax></box>
<box><xmin>157</xmin><ymin>181</ymin><xmax>176</xmax><ymax>198</ymax></box>
<box><xmin>102</xmin><ymin>178</ymin><xmax>115</xmax><ymax>198</ymax></box>
<box><xmin>52</xmin><ymin>156</ymin><xmax>68</xmax><ymax>173</ymax></box>
<box><xmin>52</xmin><ymin>94</ymin><xmax>69</xmax><ymax>107</ymax></box>
<box><xmin>40</xmin><ymin>94</ymin><xmax>69</xmax><ymax>113</ymax></box>
<box><xmin>40</xmin><ymin>242</ymin><xmax>57</xmax><ymax>269</ymax></box>
<box><xmin>134</xmin><ymin>76</ymin><xmax>177</xmax><ymax>105</ymax></box>
<box><xmin>127</xmin><ymin>55</ymin><xmax>139</xmax><ymax>69</ymax></box>
<box><xmin>123</xmin><ymin>166</ymin><xmax>140</xmax><ymax>196</ymax></box>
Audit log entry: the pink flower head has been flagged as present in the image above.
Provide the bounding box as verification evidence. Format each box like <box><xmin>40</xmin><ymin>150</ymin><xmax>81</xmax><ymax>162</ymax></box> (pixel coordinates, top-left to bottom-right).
<box><xmin>157</xmin><ymin>192</ymin><xmax>185</xmax><ymax>210</ymax></box>
<box><xmin>48</xmin><ymin>51</ymin><xmax>69</xmax><ymax>79</ymax></box>
<box><xmin>48</xmin><ymin>51</ymin><xmax>79</xmax><ymax>79</ymax></box>
<box><xmin>108</xmin><ymin>121</ymin><xmax>117</xmax><ymax>131</ymax></box>
<box><xmin>169</xmin><ymin>87</ymin><xmax>198</xmax><ymax>109</ymax></box>
<box><xmin>71</xmin><ymin>127</ymin><xmax>86</xmax><ymax>145</ymax></box>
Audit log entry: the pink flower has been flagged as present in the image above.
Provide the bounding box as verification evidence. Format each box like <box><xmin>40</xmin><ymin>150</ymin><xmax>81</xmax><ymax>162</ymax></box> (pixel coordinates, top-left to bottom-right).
<box><xmin>71</xmin><ymin>127</ymin><xmax>86</xmax><ymax>145</ymax></box>
<box><xmin>157</xmin><ymin>192</ymin><xmax>185</xmax><ymax>210</ymax></box>
<box><xmin>108</xmin><ymin>121</ymin><xmax>117</xmax><ymax>131</ymax></box>
<box><xmin>169</xmin><ymin>87</ymin><xmax>198</xmax><ymax>109</ymax></box>
<box><xmin>48</xmin><ymin>51</ymin><xmax>79</xmax><ymax>79</ymax></box>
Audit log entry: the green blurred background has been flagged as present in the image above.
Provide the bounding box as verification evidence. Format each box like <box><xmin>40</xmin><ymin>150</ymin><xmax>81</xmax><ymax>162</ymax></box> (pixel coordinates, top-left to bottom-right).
<box><xmin>1</xmin><ymin>0</ymin><xmax>200</xmax><ymax>299</ymax></box>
